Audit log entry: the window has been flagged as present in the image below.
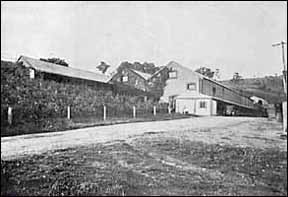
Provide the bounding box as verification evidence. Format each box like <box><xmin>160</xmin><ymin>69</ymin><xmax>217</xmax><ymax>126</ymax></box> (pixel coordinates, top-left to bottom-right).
<box><xmin>29</xmin><ymin>68</ymin><xmax>35</xmax><ymax>79</ymax></box>
<box><xmin>212</xmin><ymin>87</ymin><xmax>216</xmax><ymax>96</ymax></box>
<box><xmin>187</xmin><ymin>83</ymin><xmax>196</xmax><ymax>91</ymax></box>
<box><xmin>199</xmin><ymin>101</ymin><xmax>207</xmax><ymax>108</ymax></box>
<box><xmin>122</xmin><ymin>75</ymin><xmax>128</xmax><ymax>82</ymax></box>
<box><xmin>135</xmin><ymin>79</ymin><xmax>139</xmax><ymax>85</ymax></box>
<box><xmin>168</xmin><ymin>71</ymin><xmax>177</xmax><ymax>79</ymax></box>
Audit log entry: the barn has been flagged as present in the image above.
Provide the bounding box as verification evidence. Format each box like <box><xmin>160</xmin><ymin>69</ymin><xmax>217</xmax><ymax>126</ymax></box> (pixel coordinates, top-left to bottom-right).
<box><xmin>17</xmin><ymin>56</ymin><xmax>151</xmax><ymax>98</ymax></box>
<box><xmin>158</xmin><ymin>61</ymin><xmax>257</xmax><ymax>116</ymax></box>
<box><xmin>17</xmin><ymin>55</ymin><xmax>112</xmax><ymax>90</ymax></box>
<box><xmin>109</xmin><ymin>66</ymin><xmax>156</xmax><ymax>101</ymax></box>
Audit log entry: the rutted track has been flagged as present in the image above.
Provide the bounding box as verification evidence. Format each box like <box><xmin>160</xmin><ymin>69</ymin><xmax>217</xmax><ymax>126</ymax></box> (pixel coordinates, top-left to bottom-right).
<box><xmin>1</xmin><ymin>116</ymin><xmax>286</xmax><ymax>160</ymax></box>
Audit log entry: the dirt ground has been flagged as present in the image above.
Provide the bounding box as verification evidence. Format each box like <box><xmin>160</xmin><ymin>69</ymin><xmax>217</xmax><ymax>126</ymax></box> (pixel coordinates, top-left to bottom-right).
<box><xmin>1</xmin><ymin>116</ymin><xmax>287</xmax><ymax>196</ymax></box>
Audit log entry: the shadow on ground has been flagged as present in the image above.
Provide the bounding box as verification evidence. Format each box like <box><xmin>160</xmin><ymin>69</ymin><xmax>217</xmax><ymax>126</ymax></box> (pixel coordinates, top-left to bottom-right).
<box><xmin>1</xmin><ymin>133</ymin><xmax>287</xmax><ymax>196</ymax></box>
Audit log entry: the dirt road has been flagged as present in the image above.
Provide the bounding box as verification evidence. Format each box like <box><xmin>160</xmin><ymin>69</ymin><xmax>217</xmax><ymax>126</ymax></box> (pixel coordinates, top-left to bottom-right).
<box><xmin>1</xmin><ymin>116</ymin><xmax>286</xmax><ymax>160</ymax></box>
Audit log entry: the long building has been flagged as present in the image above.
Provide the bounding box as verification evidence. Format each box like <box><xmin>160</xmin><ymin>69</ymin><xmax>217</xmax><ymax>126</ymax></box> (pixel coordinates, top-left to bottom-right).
<box><xmin>17</xmin><ymin>55</ymin><xmax>154</xmax><ymax>98</ymax></box>
<box><xmin>156</xmin><ymin>61</ymin><xmax>257</xmax><ymax>116</ymax></box>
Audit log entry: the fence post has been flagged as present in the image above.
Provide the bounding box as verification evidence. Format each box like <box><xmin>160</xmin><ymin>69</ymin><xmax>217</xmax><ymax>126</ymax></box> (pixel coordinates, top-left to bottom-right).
<box><xmin>103</xmin><ymin>105</ymin><xmax>107</xmax><ymax>121</ymax></box>
<box><xmin>133</xmin><ymin>106</ymin><xmax>136</xmax><ymax>118</ymax></box>
<box><xmin>153</xmin><ymin>106</ymin><xmax>156</xmax><ymax>116</ymax></box>
<box><xmin>67</xmin><ymin>106</ymin><xmax>71</xmax><ymax>120</ymax></box>
<box><xmin>8</xmin><ymin>106</ymin><xmax>12</xmax><ymax>125</ymax></box>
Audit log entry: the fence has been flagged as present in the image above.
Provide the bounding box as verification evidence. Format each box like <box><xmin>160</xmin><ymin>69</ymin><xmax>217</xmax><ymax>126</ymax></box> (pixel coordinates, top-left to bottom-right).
<box><xmin>1</xmin><ymin>103</ymin><xmax>171</xmax><ymax>128</ymax></box>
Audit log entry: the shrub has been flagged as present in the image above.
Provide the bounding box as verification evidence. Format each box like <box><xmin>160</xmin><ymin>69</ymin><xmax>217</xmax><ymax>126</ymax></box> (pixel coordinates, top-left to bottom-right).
<box><xmin>1</xmin><ymin>60</ymin><xmax>165</xmax><ymax>135</ymax></box>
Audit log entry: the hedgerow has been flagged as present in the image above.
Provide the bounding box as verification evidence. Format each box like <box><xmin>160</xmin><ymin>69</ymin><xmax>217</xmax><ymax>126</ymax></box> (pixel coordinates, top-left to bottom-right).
<box><xmin>1</xmin><ymin>60</ymin><xmax>165</xmax><ymax>135</ymax></box>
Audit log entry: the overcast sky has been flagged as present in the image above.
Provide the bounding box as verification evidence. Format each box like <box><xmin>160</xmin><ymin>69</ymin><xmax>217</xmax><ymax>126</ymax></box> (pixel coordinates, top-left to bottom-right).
<box><xmin>1</xmin><ymin>1</ymin><xmax>287</xmax><ymax>79</ymax></box>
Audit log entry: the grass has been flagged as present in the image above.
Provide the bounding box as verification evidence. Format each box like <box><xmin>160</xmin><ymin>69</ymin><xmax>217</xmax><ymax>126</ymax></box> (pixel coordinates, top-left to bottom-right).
<box><xmin>1</xmin><ymin>113</ymin><xmax>191</xmax><ymax>137</ymax></box>
<box><xmin>1</xmin><ymin>134</ymin><xmax>287</xmax><ymax>196</ymax></box>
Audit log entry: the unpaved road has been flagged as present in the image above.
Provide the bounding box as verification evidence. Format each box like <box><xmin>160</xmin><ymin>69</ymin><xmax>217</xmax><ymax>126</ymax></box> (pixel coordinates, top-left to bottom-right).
<box><xmin>1</xmin><ymin>116</ymin><xmax>286</xmax><ymax>160</ymax></box>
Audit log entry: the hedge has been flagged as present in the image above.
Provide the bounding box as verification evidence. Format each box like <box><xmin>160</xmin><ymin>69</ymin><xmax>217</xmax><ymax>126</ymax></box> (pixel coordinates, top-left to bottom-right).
<box><xmin>1</xmin><ymin>61</ymin><xmax>166</xmax><ymax>130</ymax></box>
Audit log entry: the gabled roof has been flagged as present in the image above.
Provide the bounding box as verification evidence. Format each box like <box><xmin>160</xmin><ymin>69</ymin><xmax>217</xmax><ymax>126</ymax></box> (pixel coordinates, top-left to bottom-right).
<box><xmin>129</xmin><ymin>68</ymin><xmax>152</xmax><ymax>80</ymax></box>
<box><xmin>17</xmin><ymin>56</ymin><xmax>111</xmax><ymax>83</ymax></box>
<box><xmin>149</xmin><ymin>66</ymin><xmax>168</xmax><ymax>80</ymax></box>
<box><xmin>166</xmin><ymin>61</ymin><xmax>251</xmax><ymax>99</ymax></box>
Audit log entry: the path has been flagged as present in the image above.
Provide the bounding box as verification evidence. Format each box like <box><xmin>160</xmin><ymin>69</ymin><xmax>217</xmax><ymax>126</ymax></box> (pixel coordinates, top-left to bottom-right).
<box><xmin>1</xmin><ymin>116</ymin><xmax>286</xmax><ymax>160</ymax></box>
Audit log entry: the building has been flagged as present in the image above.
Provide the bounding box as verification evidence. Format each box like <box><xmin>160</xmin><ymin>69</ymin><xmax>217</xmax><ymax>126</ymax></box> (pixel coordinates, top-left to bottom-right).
<box><xmin>17</xmin><ymin>56</ymin><xmax>157</xmax><ymax>99</ymax></box>
<box><xmin>109</xmin><ymin>66</ymin><xmax>158</xmax><ymax>100</ymax></box>
<box><xmin>156</xmin><ymin>61</ymin><xmax>256</xmax><ymax>116</ymax></box>
<box><xmin>250</xmin><ymin>96</ymin><xmax>269</xmax><ymax>107</ymax></box>
<box><xmin>17</xmin><ymin>55</ymin><xmax>112</xmax><ymax>90</ymax></box>
<box><xmin>110</xmin><ymin>66</ymin><xmax>152</xmax><ymax>92</ymax></box>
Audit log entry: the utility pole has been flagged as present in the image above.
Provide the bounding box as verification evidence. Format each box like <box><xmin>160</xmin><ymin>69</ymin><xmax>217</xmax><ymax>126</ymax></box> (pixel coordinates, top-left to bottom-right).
<box><xmin>272</xmin><ymin>41</ymin><xmax>286</xmax><ymax>68</ymax></box>
<box><xmin>272</xmin><ymin>41</ymin><xmax>287</xmax><ymax>93</ymax></box>
<box><xmin>272</xmin><ymin>40</ymin><xmax>287</xmax><ymax>133</ymax></box>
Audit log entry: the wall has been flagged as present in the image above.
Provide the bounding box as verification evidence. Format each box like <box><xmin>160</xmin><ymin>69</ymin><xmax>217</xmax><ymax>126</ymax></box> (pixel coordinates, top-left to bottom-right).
<box><xmin>200</xmin><ymin>78</ymin><xmax>254</xmax><ymax>108</ymax></box>
<box><xmin>175</xmin><ymin>98</ymin><xmax>213</xmax><ymax>116</ymax></box>
<box><xmin>111</xmin><ymin>68</ymin><xmax>148</xmax><ymax>92</ymax></box>
<box><xmin>196</xmin><ymin>99</ymin><xmax>213</xmax><ymax>116</ymax></box>
<box><xmin>211</xmin><ymin>100</ymin><xmax>217</xmax><ymax>115</ymax></box>
<box><xmin>161</xmin><ymin>62</ymin><xmax>200</xmax><ymax>103</ymax></box>
<box><xmin>176</xmin><ymin>99</ymin><xmax>196</xmax><ymax>114</ymax></box>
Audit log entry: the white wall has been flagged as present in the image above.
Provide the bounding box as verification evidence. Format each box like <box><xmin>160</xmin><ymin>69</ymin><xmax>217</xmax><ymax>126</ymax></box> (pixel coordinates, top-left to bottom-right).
<box><xmin>212</xmin><ymin>100</ymin><xmax>217</xmax><ymax>115</ymax></box>
<box><xmin>196</xmin><ymin>99</ymin><xmax>211</xmax><ymax>116</ymax></box>
<box><xmin>176</xmin><ymin>98</ymin><xmax>215</xmax><ymax>116</ymax></box>
<box><xmin>176</xmin><ymin>99</ymin><xmax>196</xmax><ymax>114</ymax></box>
<box><xmin>160</xmin><ymin>62</ymin><xmax>200</xmax><ymax>103</ymax></box>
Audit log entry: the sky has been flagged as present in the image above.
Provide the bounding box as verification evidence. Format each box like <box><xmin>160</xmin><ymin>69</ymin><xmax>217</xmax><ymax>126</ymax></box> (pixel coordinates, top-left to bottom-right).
<box><xmin>1</xmin><ymin>1</ymin><xmax>287</xmax><ymax>79</ymax></box>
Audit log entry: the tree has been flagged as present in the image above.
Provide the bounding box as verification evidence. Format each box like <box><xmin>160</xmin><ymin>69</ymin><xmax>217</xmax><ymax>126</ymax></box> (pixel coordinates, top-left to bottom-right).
<box><xmin>117</xmin><ymin>61</ymin><xmax>159</xmax><ymax>74</ymax></box>
<box><xmin>214</xmin><ymin>69</ymin><xmax>220</xmax><ymax>80</ymax></box>
<box><xmin>195</xmin><ymin>67</ymin><xmax>215</xmax><ymax>78</ymax></box>
<box><xmin>40</xmin><ymin>57</ymin><xmax>69</xmax><ymax>67</ymax></box>
<box><xmin>231</xmin><ymin>72</ymin><xmax>243</xmax><ymax>83</ymax></box>
<box><xmin>97</xmin><ymin>61</ymin><xmax>111</xmax><ymax>74</ymax></box>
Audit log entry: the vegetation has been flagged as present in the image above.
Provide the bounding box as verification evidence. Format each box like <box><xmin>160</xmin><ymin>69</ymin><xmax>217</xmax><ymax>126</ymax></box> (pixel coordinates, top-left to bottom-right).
<box><xmin>40</xmin><ymin>57</ymin><xmax>69</xmax><ymax>67</ymax></box>
<box><xmin>231</xmin><ymin>72</ymin><xmax>243</xmax><ymax>83</ymax></box>
<box><xmin>1</xmin><ymin>60</ymin><xmax>168</xmax><ymax>136</ymax></box>
<box><xmin>117</xmin><ymin>61</ymin><xmax>160</xmax><ymax>74</ymax></box>
<box><xmin>113</xmin><ymin>61</ymin><xmax>169</xmax><ymax>99</ymax></box>
<box><xmin>195</xmin><ymin>67</ymin><xmax>215</xmax><ymax>78</ymax></box>
<box><xmin>1</xmin><ymin>138</ymin><xmax>286</xmax><ymax>196</ymax></box>
<box><xmin>221</xmin><ymin>75</ymin><xmax>286</xmax><ymax>104</ymax></box>
<box><xmin>96</xmin><ymin>61</ymin><xmax>110</xmax><ymax>74</ymax></box>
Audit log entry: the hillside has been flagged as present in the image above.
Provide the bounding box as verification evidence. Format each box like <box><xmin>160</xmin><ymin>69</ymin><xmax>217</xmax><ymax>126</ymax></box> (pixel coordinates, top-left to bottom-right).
<box><xmin>221</xmin><ymin>76</ymin><xmax>286</xmax><ymax>104</ymax></box>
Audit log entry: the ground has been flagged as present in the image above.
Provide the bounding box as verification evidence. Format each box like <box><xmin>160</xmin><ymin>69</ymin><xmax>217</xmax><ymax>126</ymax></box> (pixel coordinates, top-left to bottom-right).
<box><xmin>1</xmin><ymin>116</ymin><xmax>287</xmax><ymax>196</ymax></box>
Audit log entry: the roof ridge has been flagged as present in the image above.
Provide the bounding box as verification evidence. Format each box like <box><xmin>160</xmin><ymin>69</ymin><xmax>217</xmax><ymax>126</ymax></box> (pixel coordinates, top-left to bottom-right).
<box><xmin>21</xmin><ymin>55</ymin><xmax>109</xmax><ymax>77</ymax></box>
<box><xmin>127</xmin><ymin>68</ymin><xmax>152</xmax><ymax>80</ymax></box>
<box><xmin>18</xmin><ymin>55</ymin><xmax>111</xmax><ymax>83</ymax></box>
<box><xmin>129</xmin><ymin>68</ymin><xmax>152</xmax><ymax>75</ymax></box>
<box><xmin>166</xmin><ymin>61</ymin><xmax>248</xmax><ymax>97</ymax></box>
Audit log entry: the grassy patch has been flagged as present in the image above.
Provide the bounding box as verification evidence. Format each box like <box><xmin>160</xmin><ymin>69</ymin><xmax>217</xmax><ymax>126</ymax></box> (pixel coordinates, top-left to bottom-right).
<box><xmin>1</xmin><ymin>136</ymin><xmax>287</xmax><ymax>196</ymax></box>
<box><xmin>1</xmin><ymin>113</ymin><xmax>191</xmax><ymax>137</ymax></box>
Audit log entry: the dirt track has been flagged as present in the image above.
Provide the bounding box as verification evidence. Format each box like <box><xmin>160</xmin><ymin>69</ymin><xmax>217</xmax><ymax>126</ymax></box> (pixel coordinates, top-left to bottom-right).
<box><xmin>1</xmin><ymin>116</ymin><xmax>286</xmax><ymax>160</ymax></box>
<box><xmin>1</xmin><ymin>116</ymin><xmax>287</xmax><ymax>196</ymax></box>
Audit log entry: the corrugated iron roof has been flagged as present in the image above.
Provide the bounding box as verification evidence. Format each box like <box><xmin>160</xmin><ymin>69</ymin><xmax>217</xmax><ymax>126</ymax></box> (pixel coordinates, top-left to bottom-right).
<box><xmin>129</xmin><ymin>68</ymin><xmax>152</xmax><ymax>80</ymax></box>
<box><xmin>149</xmin><ymin>66</ymin><xmax>168</xmax><ymax>80</ymax></box>
<box><xmin>17</xmin><ymin>56</ymin><xmax>111</xmax><ymax>83</ymax></box>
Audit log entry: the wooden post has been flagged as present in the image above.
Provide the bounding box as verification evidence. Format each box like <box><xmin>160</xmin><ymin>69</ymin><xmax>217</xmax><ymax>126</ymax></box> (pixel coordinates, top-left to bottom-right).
<box><xmin>153</xmin><ymin>106</ymin><xmax>156</xmax><ymax>116</ymax></box>
<box><xmin>283</xmin><ymin>101</ymin><xmax>287</xmax><ymax>133</ymax></box>
<box><xmin>8</xmin><ymin>107</ymin><xmax>12</xmax><ymax>125</ymax></box>
<box><xmin>103</xmin><ymin>105</ymin><xmax>107</xmax><ymax>121</ymax></box>
<box><xmin>168</xmin><ymin>106</ymin><xmax>171</xmax><ymax>114</ymax></box>
<box><xmin>133</xmin><ymin>106</ymin><xmax>136</xmax><ymax>118</ymax></box>
<box><xmin>67</xmin><ymin>106</ymin><xmax>71</xmax><ymax>120</ymax></box>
